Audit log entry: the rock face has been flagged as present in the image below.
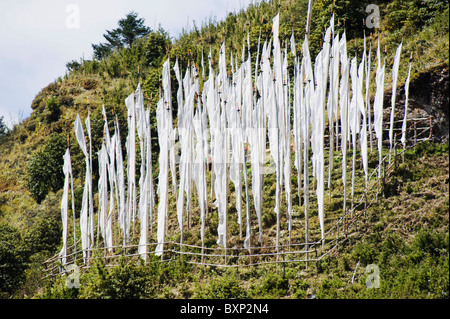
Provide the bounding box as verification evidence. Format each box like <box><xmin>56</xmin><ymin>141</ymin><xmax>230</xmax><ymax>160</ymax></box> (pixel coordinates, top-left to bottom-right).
<box><xmin>390</xmin><ymin>63</ymin><xmax>449</xmax><ymax>143</ymax></box>
<box><xmin>410</xmin><ymin>63</ymin><xmax>449</xmax><ymax>142</ymax></box>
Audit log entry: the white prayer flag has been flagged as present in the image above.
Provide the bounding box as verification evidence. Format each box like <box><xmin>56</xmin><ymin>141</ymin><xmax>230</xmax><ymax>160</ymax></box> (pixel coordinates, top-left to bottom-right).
<box><xmin>401</xmin><ymin>63</ymin><xmax>412</xmax><ymax>146</ymax></box>
<box><xmin>73</xmin><ymin>114</ymin><xmax>91</xmax><ymax>262</ymax></box>
<box><xmin>98</xmin><ymin>143</ymin><xmax>108</xmax><ymax>246</ymax></box>
<box><xmin>373</xmin><ymin>39</ymin><xmax>386</xmax><ymax>177</ymax></box>
<box><xmin>155</xmin><ymin>98</ymin><xmax>169</xmax><ymax>256</ymax></box>
<box><xmin>389</xmin><ymin>41</ymin><xmax>402</xmax><ymax>163</ymax></box>
<box><xmin>59</xmin><ymin>148</ymin><xmax>71</xmax><ymax>266</ymax></box>
<box><xmin>125</xmin><ymin>91</ymin><xmax>137</xmax><ymax>243</ymax></box>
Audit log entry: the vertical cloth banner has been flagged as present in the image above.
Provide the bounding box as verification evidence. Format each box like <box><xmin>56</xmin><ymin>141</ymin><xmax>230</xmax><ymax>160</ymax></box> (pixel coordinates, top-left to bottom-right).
<box><xmin>59</xmin><ymin>148</ymin><xmax>72</xmax><ymax>266</ymax></box>
<box><xmin>373</xmin><ymin>39</ymin><xmax>386</xmax><ymax>177</ymax></box>
<box><xmin>74</xmin><ymin>114</ymin><xmax>91</xmax><ymax>262</ymax></box>
<box><xmin>98</xmin><ymin>142</ymin><xmax>108</xmax><ymax>248</ymax></box>
<box><xmin>193</xmin><ymin>107</ymin><xmax>207</xmax><ymax>243</ymax></box>
<box><xmin>155</xmin><ymin>97</ymin><xmax>170</xmax><ymax>256</ymax></box>
<box><xmin>102</xmin><ymin>105</ymin><xmax>114</xmax><ymax>254</ymax></box>
<box><xmin>155</xmin><ymin>59</ymin><xmax>174</xmax><ymax>256</ymax></box>
<box><xmin>135</xmin><ymin>84</ymin><xmax>150</xmax><ymax>259</ymax></box>
<box><xmin>358</xmin><ymin>49</ymin><xmax>368</xmax><ymax>182</ymax></box>
<box><xmin>115</xmin><ymin>117</ymin><xmax>126</xmax><ymax>237</ymax></box>
<box><xmin>85</xmin><ymin>114</ymin><xmax>95</xmax><ymax>248</ymax></box>
<box><xmin>339</xmin><ymin>32</ymin><xmax>350</xmax><ymax>213</ymax></box>
<box><xmin>388</xmin><ymin>41</ymin><xmax>402</xmax><ymax>163</ymax></box>
<box><xmin>401</xmin><ymin>63</ymin><xmax>412</xmax><ymax>146</ymax></box>
<box><xmin>125</xmin><ymin>91</ymin><xmax>136</xmax><ymax>244</ymax></box>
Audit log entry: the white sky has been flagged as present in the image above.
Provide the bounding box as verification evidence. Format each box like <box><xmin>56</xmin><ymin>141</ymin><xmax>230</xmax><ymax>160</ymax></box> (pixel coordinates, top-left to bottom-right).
<box><xmin>0</xmin><ymin>0</ymin><xmax>258</xmax><ymax>128</ymax></box>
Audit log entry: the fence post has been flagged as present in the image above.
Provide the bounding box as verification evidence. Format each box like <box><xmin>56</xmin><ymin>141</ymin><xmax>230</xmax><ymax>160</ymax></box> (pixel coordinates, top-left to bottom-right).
<box><xmin>429</xmin><ymin>116</ymin><xmax>433</xmax><ymax>140</ymax></box>
<box><xmin>414</xmin><ymin>122</ymin><xmax>417</xmax><ymax>146</ymax></box>
<box><xmin>382</xmin><ymin>160</ymin><xmax>386</xmax><ymax>198</ymax></box>
<box><xmin>394</xmin><ymin>136</ymin><xmax>397</xmax><ymax>171</ymax></box>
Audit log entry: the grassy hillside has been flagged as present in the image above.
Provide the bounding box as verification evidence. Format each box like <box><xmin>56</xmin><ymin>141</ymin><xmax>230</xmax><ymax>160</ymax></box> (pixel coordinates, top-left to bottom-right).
<box><xmin>0</xmin><ymin>0</ymin><xmax>448</xmax><ymax>299</ymax></box>
<box><xmin>40</xmin><ymin>141</ymin><xmax>449</xmax><ymax>299</ymax></box>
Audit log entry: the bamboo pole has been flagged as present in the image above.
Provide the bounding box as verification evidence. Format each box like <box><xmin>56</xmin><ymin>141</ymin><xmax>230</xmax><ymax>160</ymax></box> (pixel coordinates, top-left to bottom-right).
<box><xmin>305</xmin><ymin>0</ymin><xmax>314</xmax><ymax>42</ymax></box>
<box><xmin>274</xmin><ymin>81</ymin><xmax>281</xmax><ymax>262</ymax></box>
<box><xmin>243</xmin><ymin>153</ymin><xmax>252</xmax><ymax>265</ymax></box>
<box><xmin>304</xmin><ymin>83</ymin><xmax>310</xmax><ymax>270</ymax></box>
<box><xmin>68</xmin><ymin>136</ymin><xmax>77</xmax><ymax>261</ymax></box>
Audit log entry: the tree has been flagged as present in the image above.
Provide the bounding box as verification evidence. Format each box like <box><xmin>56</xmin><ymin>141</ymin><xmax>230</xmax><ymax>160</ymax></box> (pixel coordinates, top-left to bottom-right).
<box><xmin>27</xmin><ymin>133</ymin><xmax>66</xmax><ymax>203</ymax></box>
<box><xmin>92</xmin><ymin>11</ymin><xmax>151</xmax><ymax>60</ymax></box>
<box><xmin>92</xmin><ymin>43</ymin><xmax>114</xmax><ymax>60</ymax></box>
<box><xmin>117</xmin><ymin>12</ymin><xmax>151</xmax><ymax>47</ymax></box>
<box><xmin>0</xmin><ymin>116</ymin><xmax>8</xmax><ymax>136</ymax></box>
<box><xmin>66</xmin><ymin>60</ymin><xmax>81</xmax><ymax>72</ymax></box>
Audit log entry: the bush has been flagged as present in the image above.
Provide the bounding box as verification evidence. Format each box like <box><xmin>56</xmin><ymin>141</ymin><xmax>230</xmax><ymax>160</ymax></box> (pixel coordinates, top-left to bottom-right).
<box><xmin>317</xmin><ymin>277</ymin><xmax>345</xmax><ymax>299</ymax></box>
<box><xmin>0</xmin><ymin>116</ymin><xmax>8</xmax><ymax>136</ymax></box>
<box><xmin>262</xmin><ymin>209</ymin><xmax>276</xmax><ymax>228</ymax></box>
<box><xmin>412</xmin><ymin>230</ymin><xmax>449</xmax><ymax>258</ymax></box>
<box><xmin>84</xmin><ymin>259</ymin><xmax>153</xmax><ymax>299</ymax></box>
<box><xmin>41</xmin><ymin>255</ymin><xmax>193</xmax><ymax>299</ymax></box>
<box><xmin>45</xmin><ymin>96</ymin><xmax>61</xmax><ymax>123</ymax></box>
<box><xmin>81</xmin><ymin>78</ymin><xmax>98</xmax><ymax>90</ymax></box>
<box><xmin>261</xmin><ymin>273</ymin><xmax>289</xmax><ymax>297</ymax></box>
<box><xmin>292</xmin><ymin>278</ymin><xmax>310</xmax><ymax>299</ymax></box>
<box><xmin>352</xmin><ymin>241</ymin><xmax>377</xmax><ymax>266</ymax></box>
<box><xmin>202</xmin><ymin>272</ymin><xmax>249</xmax><ymax>299</ymax></box>
<box><xmin>59</xmin><ymin>95</ymin><xmax>74</xmax><ymax>108</ymax></box>
<box><xmin>23</xmin><ymin>217</ymin><xmax>61</xmax><ymax>256</ymax></box>
<box><xmin>27</xmin><ymin>133</ymin><xmax>66</xmax><ymax>203</ymax></box>
<box><xmin>0</xmin><ymin>224</ymin><xmax>27</xmax><ymax>298</ymax></box>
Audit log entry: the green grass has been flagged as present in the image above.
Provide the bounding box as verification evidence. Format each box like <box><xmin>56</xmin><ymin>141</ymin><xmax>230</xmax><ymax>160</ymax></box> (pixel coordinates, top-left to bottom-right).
<box><xmin>35</xmin><ymin>140</ymin><xmax>448</xmax><ymax>299</ymax></box>
<box><xmin>0</xmin><ymin>0</ymin><xmax>448</xmax><ymax>299</ymax></box>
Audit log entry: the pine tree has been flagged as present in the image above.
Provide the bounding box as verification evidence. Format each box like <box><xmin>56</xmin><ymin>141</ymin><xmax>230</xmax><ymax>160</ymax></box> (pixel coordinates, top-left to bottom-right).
<box><xmin>0</xmin><ymin>116</ymin><xmax>7</xmax><ymax>136</ymax></box>
<box><xmin>92</xmin><ymin>11</ymin><xmax>151</xmax><ymax>60</ymax></box>
<box><xmin>117</xmin><ymin>12</ymin><xmax>151</xmax><ymax>48</ymax></box>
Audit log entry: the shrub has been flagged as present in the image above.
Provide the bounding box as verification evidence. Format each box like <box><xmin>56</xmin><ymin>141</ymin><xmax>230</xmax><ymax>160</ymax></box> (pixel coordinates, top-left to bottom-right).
<box><xmin>27</xmin><ymin>133</ymin><xmax>66</xmax><ymax>203</ymax></box>
<box><xmin>23</xmin><ymin>217</ymin><xmax>61</xmax><ymax>256</ymax></box>
<box><xmin>317</xmin><ymin>277</ymin><xmax>345</xmax><ymax>299</ymax></box>
<box><xmin>59</xmin><ymin>95</ymin><xmax>74</xmax><ymax>108</ymax></box>
<box><xmin>202</xmin><ymin>272</ymin><xmax>249</xmax><ymax>299</ymax></box>
<box><xmin>262</xmin><ymin>209</ymin><xmax>276</xmax><ymax>228</ymax></box>
<box><xmin>261</xmin><ymin>273</ymin><xmax>289</xmax><ymax>297</ymax></box>
<box><xmin>352</xmin><ymin>241</ymin><xmax>377</xmax><ymax>266</ymax></box>
<box><xmin>0</xmin><ymin>224</ymin><xmax>27</xmax><ymax>298</ymax></box>
<box><xmin>292</xmin><ymin>278</ymin><xmax>310</xmax><ymax>299</ymax></box>
<box><xmin>0</xmin><ymin>116</ymin><xmax>8</xmax><ymax>136</ymax></box>
<box><xmin>45</xmin><ymin>96</ymin><xmax>61</xmax><ymax>123</ymax></box>
<box><xmin>412</xmin><ymin>229</ymin><xmax>448</xmax><ymax>258</ymax></box>
<box><xmin>81</xmin><ymin>78</ymin><xmax>98</xmax><ymax>90</ymax></box>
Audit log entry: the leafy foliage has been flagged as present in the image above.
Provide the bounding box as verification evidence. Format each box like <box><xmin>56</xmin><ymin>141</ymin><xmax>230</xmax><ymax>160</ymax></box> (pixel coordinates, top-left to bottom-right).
<box><xmin>23</xmin><ymin>217</ymin><xmax>61</xmax><ymax>256</ymax></box>
<box><xmin>45</xmin><ymin>96</ymin><xmax>61</xmax><ymax>123</ymax></box>
<box><xmin>66</xmin><ymin>60</ymin><xmax>81</xmax><ymax>73</ymax></box>
<box><xmin>0</xmin><ymin>116</ymin><xmax>8</xmax><ymax>136</ymax></box>
<box><xmin>198</xmin><ymin>270</ymin><xmax>249</xmax><ymax>299</ymax></box>
<box><xmin>92</xmin><ymin>12</ymin><xmax>151</xmax><ymax>60</ymax></box>
<box><xmin>0</xmin><ymin>224</ymin><xmax>26</xmax><ymax>298</ymax></box>
<box><xmin>26</xmin><ymin>133</ymin><xmax>67</xmax><ymax>203</ymax></box>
